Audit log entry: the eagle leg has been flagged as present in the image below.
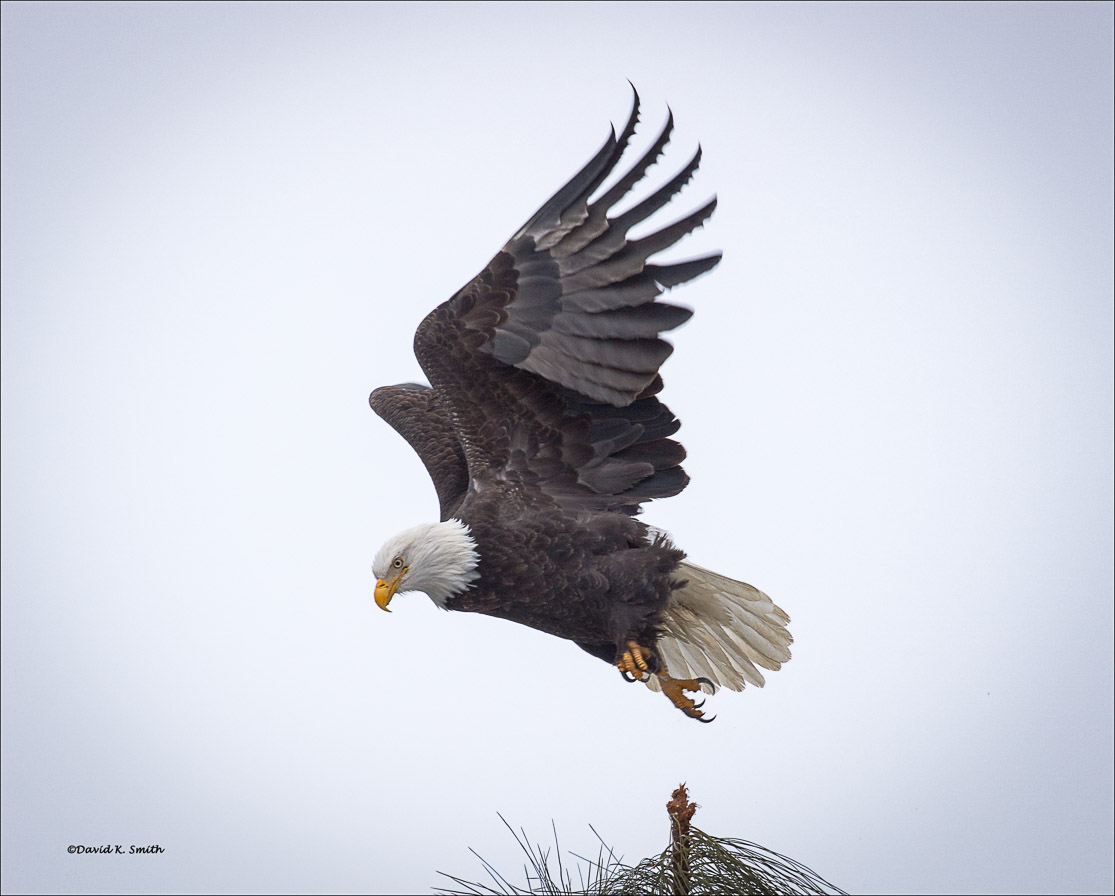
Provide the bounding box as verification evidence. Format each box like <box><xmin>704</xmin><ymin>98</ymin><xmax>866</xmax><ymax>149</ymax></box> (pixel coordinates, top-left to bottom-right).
<box><xmin>615</xmin><ymin>642</ymin><xmax>716</xmax><ymax>721</ymax></box>
<box><xmin>616</xmin><ymin>641</ymin><xmax>654</xmax><ymax>683</ymax></box>
<box><xmin>657</xmin><ymin>670</ymin><xmax>718</xmax><ymax>723</ymax></box>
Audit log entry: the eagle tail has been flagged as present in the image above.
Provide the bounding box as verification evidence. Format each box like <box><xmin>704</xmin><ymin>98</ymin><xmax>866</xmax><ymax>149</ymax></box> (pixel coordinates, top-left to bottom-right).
<box><xmin>647</xmin><ymin>561</ymin><xmax>793</xmax><ymax>693</ymax></box>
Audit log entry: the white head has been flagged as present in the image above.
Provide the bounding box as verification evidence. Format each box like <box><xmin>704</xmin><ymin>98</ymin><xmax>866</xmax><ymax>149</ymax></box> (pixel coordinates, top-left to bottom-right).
<box><xmin>372</xmin><ymin>519</ymin><xmax>480</xmax><ymax>610</ymax></box>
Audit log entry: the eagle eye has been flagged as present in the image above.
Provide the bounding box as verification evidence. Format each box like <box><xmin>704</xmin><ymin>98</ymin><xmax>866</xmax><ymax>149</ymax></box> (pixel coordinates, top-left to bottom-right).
<box><xmin>392</xmin><ymin>557</ymin><xmax>404</xmax><ymax>569</ymax></box>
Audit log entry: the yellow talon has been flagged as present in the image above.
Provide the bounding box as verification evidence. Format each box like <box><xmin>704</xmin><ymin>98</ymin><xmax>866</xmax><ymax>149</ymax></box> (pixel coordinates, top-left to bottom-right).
<box><xmin>615</xmin><ymin>643</ymin><xmax>716</xmax><ymax>721</ymax></box>
<box><xmin>617</xmin><ymin>641</ymin><xmax>653</xmax><ymax>677</ymax></box>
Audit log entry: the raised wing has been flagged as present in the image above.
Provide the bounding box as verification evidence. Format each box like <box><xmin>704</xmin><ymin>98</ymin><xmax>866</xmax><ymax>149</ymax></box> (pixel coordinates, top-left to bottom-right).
<box><xmin>390</xmin><ymin>87</ymin><xmax>720</xmax><ymax>516</ymax></box>
<box><xmin>369</xmin><ymin>383</ymin><xmax>468</xmax><ymax>521</ymax></box>
<box><xmin>445</xmin><ymin>91</ymin><xmax>719</xmax><ymax>409</ymax></box>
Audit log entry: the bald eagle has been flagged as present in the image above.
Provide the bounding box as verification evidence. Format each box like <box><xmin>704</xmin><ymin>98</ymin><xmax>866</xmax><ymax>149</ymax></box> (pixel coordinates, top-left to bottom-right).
<box><xmin>369</xmin><ymin>90</ymin><xmax>791</xmax><ymax>721</ymax></box>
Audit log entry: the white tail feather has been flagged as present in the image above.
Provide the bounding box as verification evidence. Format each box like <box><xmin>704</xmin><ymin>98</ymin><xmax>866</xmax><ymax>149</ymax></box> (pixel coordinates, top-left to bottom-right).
<box><xmin>645</xmin><ymin>560</ymin><xmax>792</xmax><ymax>693</ymax></box>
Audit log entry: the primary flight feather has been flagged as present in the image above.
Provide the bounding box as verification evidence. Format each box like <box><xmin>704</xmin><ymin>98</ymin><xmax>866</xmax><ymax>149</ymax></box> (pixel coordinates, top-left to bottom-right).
<box><xmin>369</xmin><ymin>88</ymin><xmax>791</xmax><ymax>720</ymax></box>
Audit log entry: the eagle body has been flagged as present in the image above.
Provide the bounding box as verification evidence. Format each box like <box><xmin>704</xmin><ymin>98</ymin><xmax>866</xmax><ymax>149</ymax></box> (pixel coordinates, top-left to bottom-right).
<box><xmin>369</xmin><ymin>89</ymin><xmax>792</xmax><ymax>719</ymax></box>
<box><xmin>448</xmin><ymin>488</ymin><xmax>684</xmax><ymax>658</ymax></box>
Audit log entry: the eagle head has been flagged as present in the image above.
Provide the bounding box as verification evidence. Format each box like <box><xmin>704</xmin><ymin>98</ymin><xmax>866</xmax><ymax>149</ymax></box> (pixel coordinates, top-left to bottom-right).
<box><xmin>372</xmin><ymin>519</ymin><xmax>480</xmax><ymax>611</ymax></box>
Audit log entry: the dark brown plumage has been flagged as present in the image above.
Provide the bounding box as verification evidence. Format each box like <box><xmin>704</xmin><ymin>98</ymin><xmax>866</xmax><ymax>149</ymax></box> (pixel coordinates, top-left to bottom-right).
<box><xmin>370</xmin><ymin>88</ymin><xmax>791</xmax><ymax>720</ymax></box>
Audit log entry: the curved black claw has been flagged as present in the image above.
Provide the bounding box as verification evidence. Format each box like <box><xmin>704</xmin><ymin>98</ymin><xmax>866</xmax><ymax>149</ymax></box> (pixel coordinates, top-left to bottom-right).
<box><xmin>621</xmin><ymin>669</ymin><xmax>639</xmax><ymax>683</ymax></box>
<box><xmin>692</xmin><ymin>698</ymin><xmax>706</xmax><ymax>710</ymax></box>
<box><xmin>696</xmin><ymin>677</ymin><xmax>717</xmax><ymax>693</ymax></box>
<box><xmin>682</xmin><ymin>705</ymin><xmax>716</xmax><ymax>723</ymax></box>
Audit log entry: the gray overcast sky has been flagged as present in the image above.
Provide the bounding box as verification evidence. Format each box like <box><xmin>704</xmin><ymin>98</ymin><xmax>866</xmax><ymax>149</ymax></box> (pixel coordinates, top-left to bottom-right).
<box><xmin>2</xmin><ymin>2</ymin><xmax>1112</xmax><ymax>894</ymax></box>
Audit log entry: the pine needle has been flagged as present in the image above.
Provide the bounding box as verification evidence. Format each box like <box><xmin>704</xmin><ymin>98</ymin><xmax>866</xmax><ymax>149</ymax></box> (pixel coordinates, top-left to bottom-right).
<box><xmin>434</xmin><ymin>785</ymin><xmax>845</xmax><ymax>896</ymax></box>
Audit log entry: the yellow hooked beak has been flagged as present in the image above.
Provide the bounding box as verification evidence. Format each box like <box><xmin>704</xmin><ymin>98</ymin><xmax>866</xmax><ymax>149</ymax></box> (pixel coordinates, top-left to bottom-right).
<box><xmin>374</xmin><ymin>568</ymin><xmax>406</xmax><ymax>612</ymax></box>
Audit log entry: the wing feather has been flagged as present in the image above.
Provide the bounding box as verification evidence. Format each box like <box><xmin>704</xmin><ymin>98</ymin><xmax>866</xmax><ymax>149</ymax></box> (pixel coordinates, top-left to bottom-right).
<box><xmin>378</xmin><ymin>86</ymin><xmax>719</xmax><ymax>516</ymax></box>
<box><xmin>368</xmin><ymin>384</ymin><xmax>468</xmax><ymax>521</ymax></box>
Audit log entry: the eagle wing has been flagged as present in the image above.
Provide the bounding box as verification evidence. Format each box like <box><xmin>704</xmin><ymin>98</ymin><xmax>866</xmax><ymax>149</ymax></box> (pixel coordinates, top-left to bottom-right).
<box><xmin>381</xmin><ymin>88</ymin><xmax>720</xmax><ymax>516</ymax></box>
<box><xmin>368</xmin><ymin>383</ymin><xmax>468</xmax><ymax>521</ymax></box>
